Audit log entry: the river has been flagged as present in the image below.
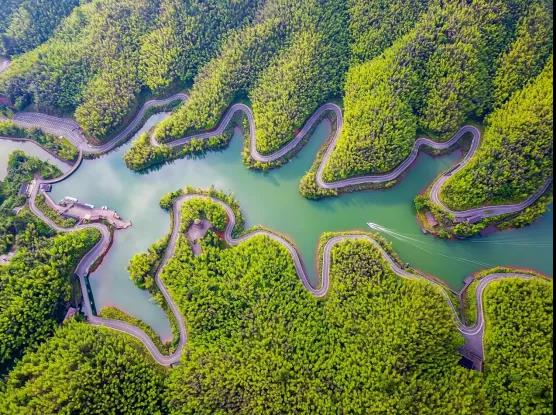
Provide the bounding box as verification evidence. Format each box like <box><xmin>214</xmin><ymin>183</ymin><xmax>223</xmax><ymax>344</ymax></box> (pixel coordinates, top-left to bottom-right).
<box><xmin>1</xmin><ymin>113</ymin><xmax>552</xmax><ymax>340</ymax></box>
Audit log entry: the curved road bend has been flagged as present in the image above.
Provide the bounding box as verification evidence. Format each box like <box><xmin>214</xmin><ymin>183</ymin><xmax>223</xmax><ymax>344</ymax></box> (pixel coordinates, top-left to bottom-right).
<box><xmin>1</xmin><ymin>89</ymin><xmax>550</xmax><ymax>364</ymax></box>
<box><xmin>0</xmin><ymin>141</ymin><xmax>542</xmax><ymax>367</ymax></box>
<box><xmin>20</xmin><ymin>153</ymin><xmax>187</xmax><ymax>366</ymax></box>
<box><xmin>459</xmin><ymin>273</ymin><xmax>535</xmax><ymax>360</ymax></box>
<box><xmin>9</xmin><ymin>93</ymin><xmax>189</xmax><ymax>155</ymax></box>
<box><xmin>4</xmin><ymin>86</ymin><xmax>551</xmax><ymax>220</ymax></box>
<box><xmin>151</xmin><ymin>103</ymin><xmax>552</xmax><ymax>222</ymax></box>
<box><xmin>162</xmin><ymin>195</ymin><xmax>541</xmax><ymax>365</ymax></box>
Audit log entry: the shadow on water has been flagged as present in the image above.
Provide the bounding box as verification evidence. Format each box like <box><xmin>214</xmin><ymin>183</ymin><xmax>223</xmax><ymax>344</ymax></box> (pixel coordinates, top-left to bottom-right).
<box><xmin>1</xmin><ymin>113</ymin><xmax>553</xmax><ymax>338</ymax></box>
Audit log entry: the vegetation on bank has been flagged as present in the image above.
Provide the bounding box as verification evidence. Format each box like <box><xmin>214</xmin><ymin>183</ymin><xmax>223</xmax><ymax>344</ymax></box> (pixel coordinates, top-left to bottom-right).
<box><xmin>0</xmin><ymin>120</ymin><xmax>78</xmax><ymax>161</ymax></box>
<box><xmin>0</xmin><ymin>228</ymin><xmax>99</xmax><ymax>372</ymax></box>
<box><xmin>128</xmin><ymin>235</ymin><xmax>168</xmax><ymax>290</ymax></box>
<box><xmin>440</xmin><ymin>56</ymin><xmax>553</xmax><ymax>210</ymax></box>
<box><xmin>321</xmin><ymin>0</ymin><xmax>536</xmax><ymax>182</ymax></box>
<box><xmin>123</xmin><ymin>130</ymin><xmax>232</xmax><ymax>172</ymax></box>
<box><xmin>0</xmin><ymin>322</ymin><xmax>167</xmax><ymax>414</ymax></box>
<box><xmin>414</xmin><ymin>190</ymin><xmax>552</xmax><ymax>240</ymax></box>
<box><xmin>159</xmin><ymin>203</ymin><xmax>482</xmax><ymax>413</ymax></box>
<box><xmin>0</xmin><ymin>0</ymin><xmax>259</xmax><ymax>137</ymax></box>
<box><xmin>0</xmin><ymin>189</ymin><xmax>552</xmax><ymax>412</ymax></box>
<box><xmin>482</xmin><ymin>278</ymin><xmax>553</xmax><ymax>414</ymax></box>
<box><xmin>99</xmin><ymin>306</ymin><xmax>174</xmax><ymax>355</ymax></box>
<box><xmin>34</xmin><ymin>193</ymin><xmax>77</xmax><ymax>228</ymax></box>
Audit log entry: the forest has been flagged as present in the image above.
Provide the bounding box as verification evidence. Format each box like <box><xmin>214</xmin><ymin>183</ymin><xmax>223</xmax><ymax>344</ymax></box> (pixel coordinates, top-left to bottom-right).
<box><xmin>0</xmin><ymin>192</ymin><xmax>552</xmax><ymax>413</ymax></box>
<box><xmin>0</xmin><ymin>0</ymin><xmax>552</xmax><ymax>215</ymax></box>
<box><xmin>0</xmin><ymin>0</ymin><xmax>80</xmax><ymax>57</ymax></box>
<box><xmin>0</xmin><ymin>151</ymin><xmax>100</xmax><ymax>371</ymax></box>
<box><xmin>0</xmin><ymin>0</ymin><xmax>553</xmax><ymax>412</ymax></box>
<box><xmin>482</xmin><ymin>278</ymin><xmax>553</xmax><ymax>414</ymax></box>
<box><xmin>320</xmin><ymin>0</ymin><xmax>552</xmax><ymax>181</ymax></box>
<box><xmin>440</xmin><ymin>56</ymin><xmax>553</xmax><ymax>209</ymax></box>
<box><xmin>156</xmin><ymin>202</ymin><xmax>485</xmax><ymax>413</ymax></box>
<box><xmin>0</xmin><ymin>227</ymin><xmax>99</xmax><ymax>373</ymax></box>
<box><xmin>0</xmin><ymin>151</ymin><xmax>60</xmax><ymax>253</ymax></box>
<box><xmin>0</xmin><ymin>322</ymin><xmax>167</xmax><ymax>414</ymax></box>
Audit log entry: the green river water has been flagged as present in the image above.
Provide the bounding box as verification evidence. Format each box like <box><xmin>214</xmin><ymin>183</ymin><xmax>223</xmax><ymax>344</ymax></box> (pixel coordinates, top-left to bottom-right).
<box><xmin>1</xmin><ymin>113</ymin><xmax>553</xmax><ymax>340</ymax></box>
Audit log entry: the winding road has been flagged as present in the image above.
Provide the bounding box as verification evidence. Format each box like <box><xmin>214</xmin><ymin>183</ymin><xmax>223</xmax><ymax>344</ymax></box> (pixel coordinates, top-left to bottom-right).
<box><xmin>24</xmin><ymin>155</ymin><xmax>186</xmax><ymax>366</ymax></box>
<box><xmin>8</xmin><ymin>93</ymin><xmax>189</xmax><ymax>155</ymax></box>
<box><xmin>0</xmin><ymin>77</ymin><xmax>551</xmax><ymax>367</ymax></box>
<box><xmin>0</xmin><ymin>133</ymin><xmax>545</xmax><ymax>365</ymax></box>
<box><xmin>151</xmin><ymin>103</ymin><xmax>552</xmax><ymax>222</ymax></box>
<box><xmin>27</xmin><ymin>152</ymin><xmax>549</xmax><ymax>366</ymax></box>
<box><xmin>6</xmin><ymin>89</ymin><xmax>549</xmax><ymax>221</ymax></box>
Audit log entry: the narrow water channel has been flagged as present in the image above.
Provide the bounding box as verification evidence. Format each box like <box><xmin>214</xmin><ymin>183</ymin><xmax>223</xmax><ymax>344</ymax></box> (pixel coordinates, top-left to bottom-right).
<box><xmin>1</xmin><ymin>114</ymin><xmax>553</xmax><ymax>339</ymax></box>
<box><xmin>0</xmin><ymin>139</ymin><xmax>70</xmax><ymax>179</ymax></box>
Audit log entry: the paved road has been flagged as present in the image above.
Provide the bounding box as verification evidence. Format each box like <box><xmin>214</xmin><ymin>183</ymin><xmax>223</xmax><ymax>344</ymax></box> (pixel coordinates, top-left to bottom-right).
<box><xmin>0</xmin><ymin>141</ymin><xmax>543</xmax><ymax>367</ymax></box>
<box><xmin>152</xmin><ymin>103</ymin><xmax>552</xmax><ymax>221</ymax></box>
<box><xmin>21</xmin><ymin>156</ymin><xmax>186</xmax><ymax>366</ymax></box>
<box><xmin>459</xmin><ymin>273</ymin><xmax>535</xmax><ymax>360</ymax></box>
<box><xmin>163</xmin><ymin>194</ymin><xmax>542</xmax><ymax>366</ymax></box>
<box><xmin>9</xmin><ymin>93</ymin><xmax>188</xmax><ymax>155</ymax></box>
<box><xmin>5</xmin><ymin>87</ymin><xmax>551</xmax><ymax>220</ymax></box>
<box><xmin>1</xmin><ymin>89</ymin><xmax>551</xmax><ymax>366</ymax></box>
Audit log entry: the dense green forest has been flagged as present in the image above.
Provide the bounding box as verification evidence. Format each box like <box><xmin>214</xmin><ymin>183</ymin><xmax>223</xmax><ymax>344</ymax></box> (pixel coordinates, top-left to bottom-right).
<box><xmin>0</xmin><ymin>151</ymin><xmax>59</xmax><ymax>253</ymax></box>
<box><xmin>492</xmin><ymin>2</ymin><xmax>553</xmax><ymax>108</ymax></box>
<box><xmin>250</xmin><ymin>28</ymin><xmax>341</xmax><ymax>155</ymax></box>
<box><xmin>0</xmin><ymin>0</ymin><xmax>260</xmax><ymax>137</ymax></box>
<box><xmin>159</xmin><ymin>201</ymin><xmax>482</xmax><ymax>413</ymax></box>
<box><xmin>482</xmin><ymin>278</ymin><xmax>553</xmax><ymax>414</ymax></box>
<box><xmin>2</xmin><ymin>0</ymin><xmax>552</xmax><ymax>212</ymax></box>
<box><xmin>0</xmin><ymin>322</ymin><xmax>167</xmax><ymax>414</ymax></box>
<box><xmin>0</xmin><ymin>0</ymin><xmax>553</xmax><ymax>412</ymax></box>
<box><xmin>321</xmin><ymin>0</ymin><xmax>546</xmax><ymax>181</ymax></box>
<box><xmin>0</xmin><ymin>227</ymin><xmax>99</xmax><ymax>372</ymax></box>
<box><xmin>152</xmin><ymin>0</ymin><xmax>348</xmax><ymax>147</ymax></box>
<box><xmin>441</xmin><ymin>56</ymin><xmax>553</xmax><ymax>209</ymax></box>
<box><xmin>0</xmin><ymin>193</ymin><xmax>552</xmax><ymax>412</ymax></box>
<box><xmin>0</xmin><ymin>151</ymin><xmax>100</xmax><ymax>372</ymax></box>
<box><xmin>149</xmin><ymin>197</ymin><xmax>551</xmax><ymax>412</ymax></box>
<box><xmin>0</xmin><ymin>0</ymin><xmax>80</xmax><ymax>57</ymax></box>
<box><xmin>348</xmin><ymin>0</ymin><xmax>430</xmax><ymax>64</ymax></box>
